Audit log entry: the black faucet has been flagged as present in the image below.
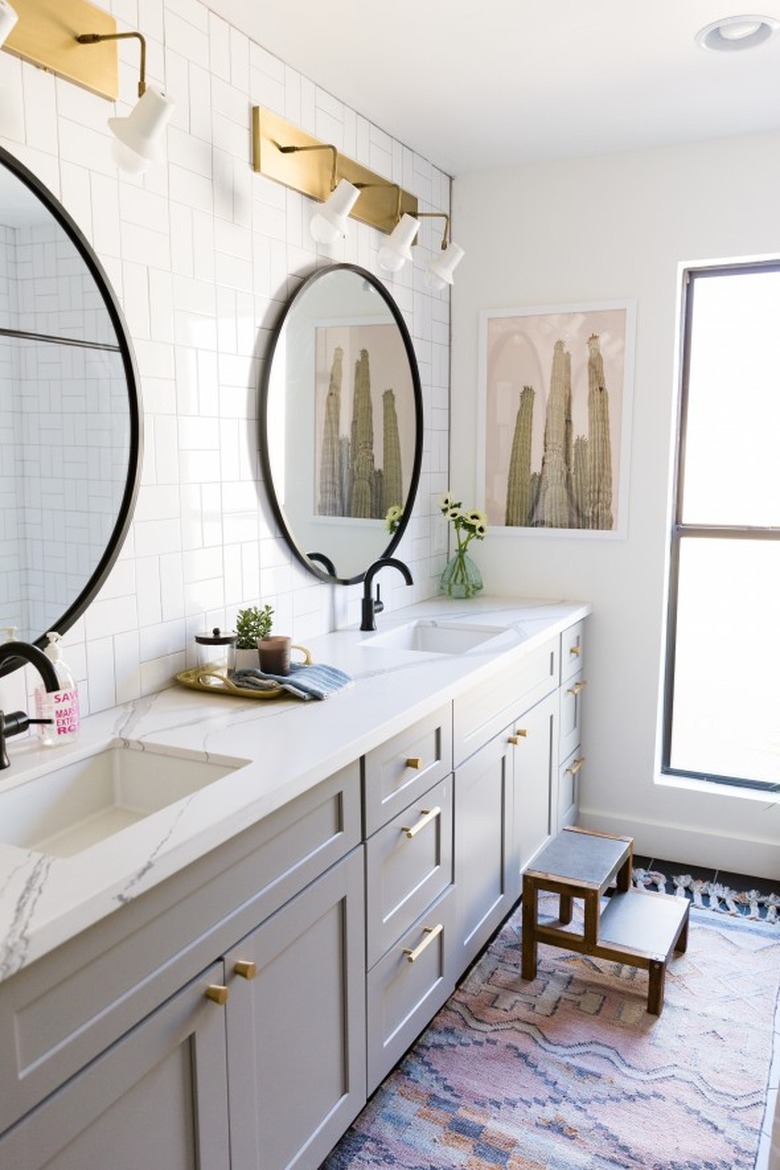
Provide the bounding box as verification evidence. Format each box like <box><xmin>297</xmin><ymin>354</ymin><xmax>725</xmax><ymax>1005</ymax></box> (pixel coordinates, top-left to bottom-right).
<box><xmin>360</xmin><ymin>558</ymin><xmax>413</xmax><ymax>631</ymax></box>
<box><xmin>0</xmin><ymin>640</ymin><xmax>58</xmax><ymax>769</ymax></box>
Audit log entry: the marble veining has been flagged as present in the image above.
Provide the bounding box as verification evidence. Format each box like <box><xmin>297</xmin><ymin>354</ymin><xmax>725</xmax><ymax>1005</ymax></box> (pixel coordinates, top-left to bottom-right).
<box><xmin>0</xmin><ymin>597</ymin><xmax>589</xmax><ymax>981</ymax></box>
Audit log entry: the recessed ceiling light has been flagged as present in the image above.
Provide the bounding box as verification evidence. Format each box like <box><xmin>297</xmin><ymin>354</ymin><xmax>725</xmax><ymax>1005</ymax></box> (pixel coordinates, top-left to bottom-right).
<box><xmin>695</xmin><ymin>13</ymin><xmax>780</xmax><ymax>51</ymax></box>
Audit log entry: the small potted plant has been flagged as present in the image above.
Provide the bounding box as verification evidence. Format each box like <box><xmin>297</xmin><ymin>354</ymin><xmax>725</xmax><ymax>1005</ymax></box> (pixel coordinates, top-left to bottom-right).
<box><xmin>234</xmin><ymin>603</ymin><xmax>274</xmax><ymax>670</ymax></box>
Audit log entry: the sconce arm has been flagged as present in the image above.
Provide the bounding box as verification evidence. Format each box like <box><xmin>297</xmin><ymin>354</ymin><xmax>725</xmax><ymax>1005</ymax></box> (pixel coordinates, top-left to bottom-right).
<box><xmin>415</xmin><ymin>211</ymin><xmax>450</xmax><ymax>249</ymax></box>
<box><xmin>277</xmin><ymin>142</ymin><xmax>338</xmax><ymax>191</ymax></box>
<box><xmin>77</xmin><ymin>30</ymin><xmax>147</xmax><ymax>96</ymax></box>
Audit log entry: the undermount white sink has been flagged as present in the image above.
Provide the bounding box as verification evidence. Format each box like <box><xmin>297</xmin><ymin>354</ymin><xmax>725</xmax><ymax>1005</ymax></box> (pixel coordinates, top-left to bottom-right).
<box><xmin>361</xmin><ymin>619</ymin><xmax>512</xmax><ymax>655</ymax></box>
<box><xmin>0</xmin><ymin>742</ymin><xmax>246</xmax><ymax>859</ymax></box>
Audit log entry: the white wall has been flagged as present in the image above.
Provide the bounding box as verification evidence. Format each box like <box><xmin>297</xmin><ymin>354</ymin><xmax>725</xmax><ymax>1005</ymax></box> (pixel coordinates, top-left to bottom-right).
<box><xmin>452</xmin><ymin>133</ymin><xmax>780</xmax><ymax>879</ymax></box>
<box><xmin>0</xmin><ymin>0</ymin><xmax>450</xmax><ymax>717</ymax></box>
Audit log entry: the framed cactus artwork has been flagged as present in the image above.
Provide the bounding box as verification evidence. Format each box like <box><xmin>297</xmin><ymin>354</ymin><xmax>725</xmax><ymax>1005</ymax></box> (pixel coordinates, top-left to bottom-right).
<box><xmin>478</xmin><ymin>300</ymin><xmax>636</xmax><ymax>537</ymax></box>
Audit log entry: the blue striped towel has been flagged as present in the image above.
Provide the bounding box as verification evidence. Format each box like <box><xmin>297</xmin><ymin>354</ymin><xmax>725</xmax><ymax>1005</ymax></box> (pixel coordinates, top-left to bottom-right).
<box><xmin>232</xmin><ymin>663</ymin><xmax>354</xmax><ymax>701</ymax></box>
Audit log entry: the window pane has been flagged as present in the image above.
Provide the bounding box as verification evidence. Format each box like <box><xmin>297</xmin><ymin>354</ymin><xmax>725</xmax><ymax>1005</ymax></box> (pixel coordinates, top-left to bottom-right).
<box><xmin>683</xmin><ymin>269</ymin><xmax>780</xmax><ymax>527</ymax></box>
<box><xmin>670</xmin><ymin>537</ymin><xmax>780</xmax><ymax>784</ymax></box>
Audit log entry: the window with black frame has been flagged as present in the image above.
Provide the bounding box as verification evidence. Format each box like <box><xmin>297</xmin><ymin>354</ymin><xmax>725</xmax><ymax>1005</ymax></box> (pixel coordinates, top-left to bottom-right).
<box><xmin>663</xmin><ymin>260</ymin><xmax>780</xmax><ymax>792</ymax></box>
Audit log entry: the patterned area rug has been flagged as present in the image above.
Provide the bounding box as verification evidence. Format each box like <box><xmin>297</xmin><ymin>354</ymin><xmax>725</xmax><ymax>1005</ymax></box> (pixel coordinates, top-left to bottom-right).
<box><xmin>325</xmin><ymin>901</ymin><xmax>780</xmax><ymax>1170</ymax></box>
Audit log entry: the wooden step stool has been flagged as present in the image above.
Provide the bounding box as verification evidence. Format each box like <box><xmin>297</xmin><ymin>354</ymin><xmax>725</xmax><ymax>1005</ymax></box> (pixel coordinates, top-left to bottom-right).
<box><xmin>521</xmin><ymin>826</ymin><xmax>690</xmax><ymax>1015</ymax></box>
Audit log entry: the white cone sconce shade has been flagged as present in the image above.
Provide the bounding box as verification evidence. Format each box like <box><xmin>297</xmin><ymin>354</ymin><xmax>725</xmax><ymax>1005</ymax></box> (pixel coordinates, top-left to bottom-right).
<box><xmin>310</xmin><ymin>178</ymin><xmax>361</xmax><ymax>244</ymax></box>
<box><xmin>0</xmin><ymin>0</ymin><xmax>17</xmax><ymax>47</ymax></box>
<box><xmin>377</xmin><ymin>214</ymin><xmax>420</xmax><ymax>273</ymax></box>
<box><xmin>108</xmin><ymin>87</ymin><xmax>174</xmax><ymax>174</ymax></box>
<box><xmin>425</xmin><ymin>242</ymin><xmax>465</xmax><ymax>290</ymax></box>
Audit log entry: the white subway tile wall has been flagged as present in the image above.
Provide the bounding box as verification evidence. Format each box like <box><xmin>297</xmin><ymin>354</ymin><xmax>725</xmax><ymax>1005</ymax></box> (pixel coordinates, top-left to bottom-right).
<box><xmin>0</xmin><ymin>0</ymin><xmax>451</xmax><ymax>718</ymax></box>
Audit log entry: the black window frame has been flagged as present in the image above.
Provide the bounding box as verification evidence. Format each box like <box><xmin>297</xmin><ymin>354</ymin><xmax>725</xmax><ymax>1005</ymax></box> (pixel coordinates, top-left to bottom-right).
<box><xmin>662</xmin><ymin>258</ymin><xmax>780</xmax><ymax>794</ymax></box>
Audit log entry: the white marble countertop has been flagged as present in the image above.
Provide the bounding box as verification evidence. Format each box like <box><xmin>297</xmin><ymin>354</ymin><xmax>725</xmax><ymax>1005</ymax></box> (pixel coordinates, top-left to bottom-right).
<box><xmin>0</xmin><ymin>596</ymin><xmax>589</xmax><ymax>981</ymax></box>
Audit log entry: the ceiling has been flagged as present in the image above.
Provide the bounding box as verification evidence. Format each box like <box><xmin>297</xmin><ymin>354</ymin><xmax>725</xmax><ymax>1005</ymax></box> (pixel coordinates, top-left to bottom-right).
<box><xmin>211</xmin><ymin>0</ymin><xmax>780</xmax><ymax>176</ymax></box>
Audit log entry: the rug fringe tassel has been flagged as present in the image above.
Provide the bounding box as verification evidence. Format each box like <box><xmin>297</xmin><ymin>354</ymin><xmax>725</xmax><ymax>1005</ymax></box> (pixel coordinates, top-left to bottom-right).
<box><xmin>632</xmin><ymin>869</ymin><xmax>778</xmax><ymax>923</ymax></box>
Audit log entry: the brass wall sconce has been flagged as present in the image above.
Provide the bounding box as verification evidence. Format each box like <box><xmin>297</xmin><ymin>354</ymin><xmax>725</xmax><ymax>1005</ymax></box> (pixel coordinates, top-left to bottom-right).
<box><xmin>416</xmin><ymin>212</ymin><xmax>465</xmax><ymax>289</ymax></box>
<box><xmin>76</xmin><ymin>29</ymin><xmax>174</xmax><ymax>173</ymax></box>
<box><xmin>251</xmin><ymin>106</ymin><xmax>464</xmax><ymax>285</ymax></box>
<box><xmin>1</xmin><ymin>1</ymin><xmax>173</xmax><ymax>172</ymax></box>
<box><xmin>251</xmin><ymin>105</ymin><xmax>418</xmax><ymax>238</ymax></box>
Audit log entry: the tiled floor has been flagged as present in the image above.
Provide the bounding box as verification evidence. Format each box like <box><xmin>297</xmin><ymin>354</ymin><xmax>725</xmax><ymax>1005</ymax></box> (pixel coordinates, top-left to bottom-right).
<box><xmin>631</xmin><ymin>857</ymin><xmax>780</xmax><ymax>1170</ymax></box>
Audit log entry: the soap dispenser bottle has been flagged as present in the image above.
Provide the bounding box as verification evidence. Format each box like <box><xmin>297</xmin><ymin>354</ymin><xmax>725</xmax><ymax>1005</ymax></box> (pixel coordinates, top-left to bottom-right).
<box><xmin>34</xmin><ymin>632</ymin><xmax>80</xmax><ymax>745</ymax></box>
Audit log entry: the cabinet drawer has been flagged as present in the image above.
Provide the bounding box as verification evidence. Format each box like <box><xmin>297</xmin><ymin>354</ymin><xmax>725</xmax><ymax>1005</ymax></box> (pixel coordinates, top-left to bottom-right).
<box><xmin>559</xmin><ymin>667</ymin><xmax>586</xmax><ymax>761</ymax></box>
<box><xmin>561</xmin><ymin>621</ymin><xmax>585</xmax><ymax>684</ymax></box>
<box><xmin>453</xmin><ymin>637</ymin><xmax>558</xmax><ymax>765</ymax></box>
<box><xmin>0</xmin><ymin>762</ymin><xmax>361</xmax><ymax>1132</ymax></box>
<box><xmin>557</xmin><ymin>747</ymin><xmax>585</xmax><ymax>830</ymax></box>
<box><xmin>365</xmin><ymin>776</ymin><xmax>453</xmax><ymax>969</ymax></box>
<box><xmin>366</xmin><ymin>886</ymin><xmax>456</xmax><ymax>1094</ymax></box>
<box><xmin>363</xmin><ymin>705</ymin><xmax>452</xmax><ymax>837</ymax></box>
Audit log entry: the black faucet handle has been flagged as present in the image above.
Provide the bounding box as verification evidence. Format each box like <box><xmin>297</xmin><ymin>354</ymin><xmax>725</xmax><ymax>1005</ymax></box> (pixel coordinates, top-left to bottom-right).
<box><xmin>0</xmin><ymin>710</ymin><xmax>53</xmax><ymax>770</ymax></box>
<box><xmin>374</xmin><ymin>583</ymin><xmax>384</xmax><ymax>615</ymax></box>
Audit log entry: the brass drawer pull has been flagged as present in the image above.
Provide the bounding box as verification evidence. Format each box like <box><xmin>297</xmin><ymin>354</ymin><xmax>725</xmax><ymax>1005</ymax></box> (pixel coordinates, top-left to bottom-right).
<box><xmin>566</xmin><ymin>680</ymin><xmax>587</xmax><ymax>696</ymax></box>
<box><xmin>565</xmin><ymin>756</ymin><xmax>585</xmax><ymax>776</ymax></box>
<box><xmin>402</xmin><ymin>805</ymin><xmax>440</xmax><ymax>839</ymax></box>
<box><xmin>405</xmin><ymin>756</ymin><xmax>423</xmax><ymax>770</ymax></box>
<box><xmin>508</xmin><ymin>729</ymin><xmax>528</xmax><ymax>745</ymax></box>
<box><xmin>403</xmin><ymin>923</ymin><xmax>444</xmax><ymax>963</ymax></box>
<box><xmin>205</xmin><ymin>984</ymin><xmax>229</xmax><ymax>1005</ymax></box>
<box><xmin>234</xmin><ymin>960</ymin><xmax>257</xmax><ymax>980</ymax></box>
<box><xmin>569</xmin><ymin>644</ymin><xmax>581</xmax><ymax>657</ymax></box>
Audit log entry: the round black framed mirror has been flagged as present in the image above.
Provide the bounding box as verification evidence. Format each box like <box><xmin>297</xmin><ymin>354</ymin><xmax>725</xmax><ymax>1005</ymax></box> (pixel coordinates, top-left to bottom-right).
<box><xmin>260</xmin><ymin>264</ymin><xmax>423</xmax><ymax>584</ymax></box>
<box><xmin>0</xmin><ymin>146</ymin><xmax>142</xmax><ymax>669</ymax></box>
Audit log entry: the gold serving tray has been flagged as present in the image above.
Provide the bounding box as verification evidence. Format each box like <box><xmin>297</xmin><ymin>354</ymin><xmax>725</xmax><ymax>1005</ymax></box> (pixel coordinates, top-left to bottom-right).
<box><xmin>175</xmin><ymin>666</ymin><xmax>284</xmax><ymax>700</ymax></box>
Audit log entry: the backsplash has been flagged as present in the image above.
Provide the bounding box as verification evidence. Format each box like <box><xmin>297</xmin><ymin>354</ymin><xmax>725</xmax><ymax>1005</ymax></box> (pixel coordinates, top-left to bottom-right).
<box><xmin>0</xmin><ymin>0</ymin><xmax>451</xmax><ymax>717</ymax></box>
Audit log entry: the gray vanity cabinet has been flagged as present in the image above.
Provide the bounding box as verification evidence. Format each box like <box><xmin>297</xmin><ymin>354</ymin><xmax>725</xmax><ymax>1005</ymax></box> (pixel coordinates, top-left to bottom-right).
<box><xmin>363</xmin><ymin>708</ymin><xmax>457</xmax><ymax>1094</ymax></box>
<box><xmin>225</xmin><ymin>849</ymin><xmax>365</xmax><ymax>1170</ymax></box>
<box><xmin>0</xmin><ymin>765</ymin><xmax>363</xmax><ymax>1170</ymax></box>
<box><xmin>453</xmin><ymin>635</ymin><xmax>562</xmax><ymax>969</ymax></box>
<box><xmin>0</xmin><ymin>961</ymin><xmax>231</xmax><ymax>1170</ymax></box>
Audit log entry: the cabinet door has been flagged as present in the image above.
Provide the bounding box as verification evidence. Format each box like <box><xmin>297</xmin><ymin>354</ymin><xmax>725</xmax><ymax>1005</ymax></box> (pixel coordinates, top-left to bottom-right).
<box><xmin>225</xmin><ymin>849</ymin><xmax>366</xmax><ymax>1170</ymax></box>
<box><xmin>454</xmin><ymin>733</ymin><xmax>514</xmax><ymax>971</ymax></box>
<box><xmin>510</xmin><ymin>690</ymin><xmax>557</xmax><ymax>882</ymax></box>
<box><xmin>559</xmin><ymin>667</ymin><xmax>586</xmax><ymax>763</ymax></box>
<box><xmin>0</xmin><ymin>963</ymin><xmax>230</xmax><ymax>1170</ymax></box>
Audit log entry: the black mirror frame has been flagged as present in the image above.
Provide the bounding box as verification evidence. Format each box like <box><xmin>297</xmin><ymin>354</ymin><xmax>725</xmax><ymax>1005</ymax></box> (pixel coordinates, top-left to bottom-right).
<box><xmin>259</xmin><ymin>263</ymin><xmax>423</xmax><ymax>585</ymax></box>
<box><xmin>0</xmin><ymin>146</ymin><xmax>143</xmax><ymax>674</ymax></box>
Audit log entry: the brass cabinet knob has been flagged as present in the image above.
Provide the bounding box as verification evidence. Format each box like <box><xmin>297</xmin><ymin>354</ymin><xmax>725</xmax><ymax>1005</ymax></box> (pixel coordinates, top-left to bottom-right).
<box><xmin>205</xmin><ymin>984</ymin><xmax>229</xmax><ymax>1005</ymax></box>
<box><xmin>565</xmin><ymin>756</ymin><xmax>585</xmax><ymax>776</ymax></box>
<box><xmin>508</xmin><ymin>729</ymin><xmax>528</xmax><ymax>745</ymax></box>
<box><xmin>405</xmin><ymin>756</ymin><xmax>423</xmax><ymax>770</ymax></box>
<box><xmin>569</xmin><ymin>644</ymin><xmax>581</xmax><ymax>657</ymax></box>
<box><xmin>234</xmin><ymin>960</ymin><xmax>257</xmax><ymax>980</ymax></box>
<box><xmin>566</xmin><ymin>680</ymin><xmax>587</xmax><ymax>696</ymax></box>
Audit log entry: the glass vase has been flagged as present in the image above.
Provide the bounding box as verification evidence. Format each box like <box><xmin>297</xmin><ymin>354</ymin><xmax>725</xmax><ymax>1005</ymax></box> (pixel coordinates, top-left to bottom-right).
<box><xmin>440</xmin><ymin>548</ymin><xmax>483</xmax><ymax>599</ymax></box>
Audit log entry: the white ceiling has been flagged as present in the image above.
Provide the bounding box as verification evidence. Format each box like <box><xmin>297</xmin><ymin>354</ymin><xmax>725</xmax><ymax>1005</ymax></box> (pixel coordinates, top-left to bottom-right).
<box><xmin>211</xmin><ymin>0</ymin><xmax>780</xmax><ymax>175</ymax></box>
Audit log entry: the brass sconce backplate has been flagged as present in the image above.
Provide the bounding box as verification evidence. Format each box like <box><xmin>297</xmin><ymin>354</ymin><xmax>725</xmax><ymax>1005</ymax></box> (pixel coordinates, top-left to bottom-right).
<box><xmin>252</xmin><ymin>106</ymin><xmax>418</xmax><ymax>235</ymax></box>
<box><xmin>4</xmin><ymin>0</ymin><xmax>118</xmax><ymax>100</ymax></box>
